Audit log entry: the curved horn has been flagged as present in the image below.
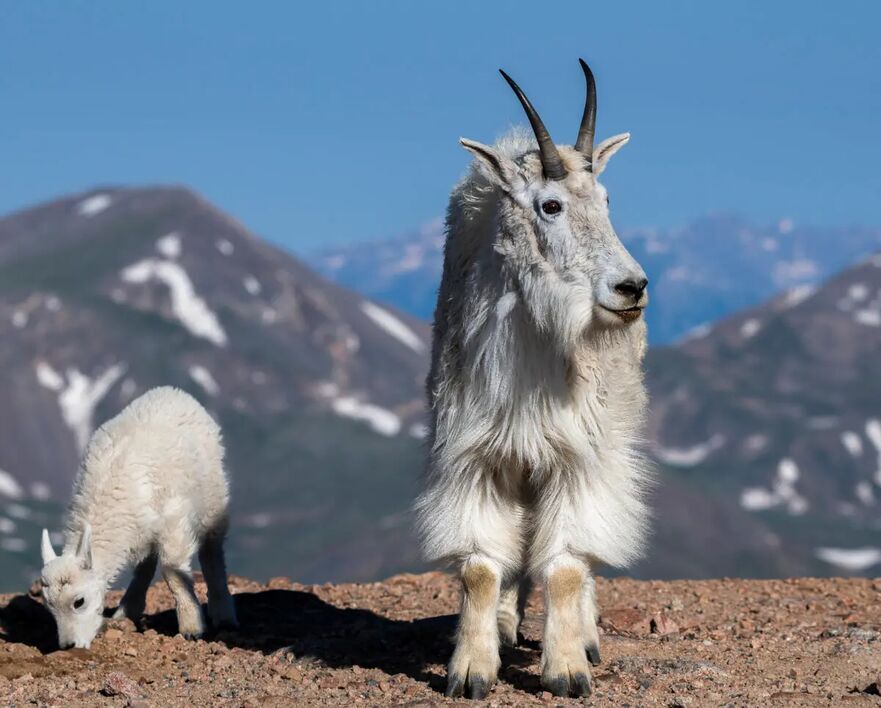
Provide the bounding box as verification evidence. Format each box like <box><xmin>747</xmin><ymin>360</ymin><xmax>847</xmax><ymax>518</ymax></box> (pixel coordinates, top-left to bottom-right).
<box><xmin>499</xmin><ymin>69</ymin><xmax>567</xmax><ymax>181</ymax></box>
<box><xmin>575</xmin><ymin>58</ymin><xmax>597</xmax><ymax>170</ymax></box>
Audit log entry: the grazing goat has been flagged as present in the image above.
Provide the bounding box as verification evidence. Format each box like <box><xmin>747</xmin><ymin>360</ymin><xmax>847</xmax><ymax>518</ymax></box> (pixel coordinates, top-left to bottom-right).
<box><xmin>39</xmin><ymin>386</ymin><xmax>237</xmax><ymax>649</ymax></box>
<box><xmin>416</xmin><ymin>59</ymin><xmax>651</xmax><ymax>698</ymax></box>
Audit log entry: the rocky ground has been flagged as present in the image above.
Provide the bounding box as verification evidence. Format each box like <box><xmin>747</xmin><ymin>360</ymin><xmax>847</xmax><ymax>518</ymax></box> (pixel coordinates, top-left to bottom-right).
<box><xmin>2</xmin><ymin>572</ymin><xmax>881</xmax><ymax>706</ymax></box>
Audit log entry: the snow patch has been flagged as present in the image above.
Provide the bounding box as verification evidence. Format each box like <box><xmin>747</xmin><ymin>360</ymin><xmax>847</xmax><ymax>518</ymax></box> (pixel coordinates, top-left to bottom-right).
<box><xmin>742</xmin><ymin>434</ymin><xmax>769</xmax><ymax>456</ymax></box>
<box><xmin>6</xmin><ymin>504</ymin><xmax>31</xmax><ymax>520</ymax></box>
<box><xmin>815</xmin><ymin>547</ymin><xmax>881</xmax><ymax>572</ymax></box>
<box><xmin>849</xmin><ymin>283</ymin><xmax>869</xmax><ymax>302</ymax></box>
<box><xmin>760</xmin><ymin>237</ymin><xmax>778</xmax><ymax>252</ymax></box>
<box><xmin>856</xmin><ymin>481</ymin><xmax>875</xmax><ymax>506</ymax></box>
<box><xmin>60</xmin><ymin>365</ymin><xmax>127</xmax><ymax>452</ymax></box>
<box><xmin>35</xmin><ymin>361</ymin><xmax>64</xmax><ymax>391</ymax></box>
<box><xmin>0</xmin><ymin>518</ymin><xmax>15</xmax><ymax>534</ymax></box>
<box><xmin>121</xmin><ymin>259</ymin><xmax>227</xmax><ymax>346</ymax></box>
<box><xmin>216</xmin><ymin>239</ymin><xmax>234</xmax><ymax>256</ymax></box>
<box><xmin>782</xmin><ymin>284</ymin><xmax>815</xmax><ymax>308</ymax></box>
<box><xmin>854</xmin><ymin>309</ymin><xmax>881</xmax><ymax>327</ymax></box>
<box><xmin>243</xmin><ymin>275</ymin><xmax>262</xmax><ymax>296</ymax></box>
<box><xmin>654</xmin><ymin>434</ymin><xmax>725</xmax><ymax>467</ymax></box>
<box><xmin>773</xmin><ymin>258</ymin><xmax>817</xmax><ymax>286</ymax></box>
<box><xmin>740</xmin><ymin>458</ymin><xmax>808</xmax><ymax>515</ymax></box>
<box><xmin>331</xmin><ymin>396</ymin><xmax>401</xmax><ymax>437</ymax></box>
<box><xmin>0</xmin><ymin>469</ymin><xmax>24</xmax><ymax>499</ymax></box>
<box><xmin>684</xmin><ymin>323</ymin><xmax>711</xmax><ymax>341</ymax></box>
<box><xmin>841</xmin><ymin>431</ymin><xmax>863</xmax><ymax>457</ymax></box>
<box><xmin>740</xmin><ymin>318</ymin><xmax>761</xmax><ymax>339</ymax></box>
<box><xmin>30</xmin><ymin>482</ymin><xmax>51</xmax><ymax>501</ymax></box>
<box><xmin>360</xmin><ymin>301</ymin><xmax>424</xmax><ymax>352</ymax></box>
<box><xmin>156</xmin><ymin>232</ymin><xmax>182</xmax><ymax>259</ymax></box>
<box><xmin>188</xmin><ymin>365</ymin><xmax>219</xmax><ymax>396</ymax></box>
<box><xmin>777</xmin><ymin>218</ymin><xmax>794</xmax><ymax>234</ymax></box>
<box><xmin>76</xmin><ymin>193</ymin><xmax>112</xmax><ymax>217</ymax></box>
<box><xmin>11</xmin><ymin>311</ymin><xmax>27</xmax><ymax>328</ymax></box>
<box><xmin>866</xmin><ymin>419</ymin><xmax>881</xmax><ymax>486</ymax></box>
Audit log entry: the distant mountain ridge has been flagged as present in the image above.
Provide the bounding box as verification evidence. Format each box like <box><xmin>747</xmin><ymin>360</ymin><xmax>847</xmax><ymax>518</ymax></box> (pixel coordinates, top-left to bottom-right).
<box><xmin>310</xmin><ymin>215</ymin><xmax>881</xmax><ymax>344</ymax></box>
<box><xmin>1</xmin><ymin>187</ymin><xmax>880</xmax><ymax>592</ymax></box>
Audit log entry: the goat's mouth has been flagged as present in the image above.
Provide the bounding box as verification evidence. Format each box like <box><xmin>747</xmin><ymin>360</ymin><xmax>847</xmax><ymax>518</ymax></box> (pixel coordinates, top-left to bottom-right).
<box><xmin>600</xmin><ymin>305</ymin><xmax>644</xmax><ymax>322</ymax></box>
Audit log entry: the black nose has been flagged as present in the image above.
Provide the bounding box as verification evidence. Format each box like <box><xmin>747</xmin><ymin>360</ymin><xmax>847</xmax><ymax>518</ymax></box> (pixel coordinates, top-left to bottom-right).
<box><xmin>614</xmin><ymin>277</ymin><xmax>648</xmax><ymax>299</ymax></box>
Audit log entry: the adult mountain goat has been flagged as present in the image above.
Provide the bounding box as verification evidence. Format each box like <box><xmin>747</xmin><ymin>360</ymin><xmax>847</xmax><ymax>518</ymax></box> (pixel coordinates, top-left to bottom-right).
<box><xmin>416</xmin><ymin>59</ymin><xmax>652</xmax><ymax>699</ymax></box>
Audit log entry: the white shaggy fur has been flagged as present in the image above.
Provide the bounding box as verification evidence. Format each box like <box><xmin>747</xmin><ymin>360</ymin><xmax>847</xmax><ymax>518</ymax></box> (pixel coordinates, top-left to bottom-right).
<box><xmin>416</xmin><ymin>115</ymin><xmax>651</xmax><ymax>698</ymax></box>
<box><xmin>39</xmin><ymin>387</ymin><xmax>237</xmax><ymax>649</ymax></box>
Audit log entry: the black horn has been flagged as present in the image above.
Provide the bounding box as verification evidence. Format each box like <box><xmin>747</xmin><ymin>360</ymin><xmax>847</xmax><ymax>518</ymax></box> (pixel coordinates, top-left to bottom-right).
<box><xmin>499</xmin><ymin>69</ymin><xmax>568</xmax><ymax>181</ymax></box>
<box><xmin>574</xmin><ymin>58</ymin><xmax>597</xmax><ymax>170</ymax></box>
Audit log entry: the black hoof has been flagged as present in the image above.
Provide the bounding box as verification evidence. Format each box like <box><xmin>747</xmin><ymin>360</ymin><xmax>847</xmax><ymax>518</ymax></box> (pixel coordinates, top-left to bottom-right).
<box><xmin>542</xmin><ymin>676</ymin><xmax>570</xmax><ymax>697</ymax></box>
<box><xmin>181</xmin><ymin>632</ymin><xmax>203</xmax><ymax>641</ymax></box>
<box><xmin>572</xmin><ymin>672</ymin><xmax>593</xmax><ymax>697</ymax></box>
<box><xmin>445</xmin><ymin>673</ymin><xmax>465</xmax><ymax>698</ymax></box>
<box><xmin>467</xmin><ymin>676</ymin><xmax>491</xmax><ymax>700</ymax></box>
<box><xmin>586</xmin><ymin>641</ymin><xmax>602</xmax><ymax>666</ymax></box>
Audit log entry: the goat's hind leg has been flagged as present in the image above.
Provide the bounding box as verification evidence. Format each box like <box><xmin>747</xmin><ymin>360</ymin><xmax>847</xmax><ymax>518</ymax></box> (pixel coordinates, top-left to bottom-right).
<box><xmin>583</xmin><ymin>574</ymin><xmax>601</xmax><ymax>665</ymax></box>
<box><xmin>113</xmin><ymin>551</ymin><xmax>158</xmax><ymax>623</ymax></box>
<box><xmin>446</xmin><ymin>556</ymin><xmax>502</xmax><ymax>699</ymax></box>
<box><xmin>198</xmin><ymin>529</ymin><xmax>238</xmax><ymax>630</ymax></box>
<box><xmin>497</xmin><ymin>575</ymin><xmax>531</xmax><ymax>647</ymax></box>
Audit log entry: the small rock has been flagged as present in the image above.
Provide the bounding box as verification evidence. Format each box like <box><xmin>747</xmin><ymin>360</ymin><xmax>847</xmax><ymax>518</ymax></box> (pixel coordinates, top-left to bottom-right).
<box><xmin>104</xmin><ymin>628</ymin><xmax>124</xmax><ymax>641</ymax></box>
<box><xmin>651</xmin><ymin>612</ymin><xmax>679</xmax><ymax>636</ymax></box>
<box><xmin>601</xmin><ymin>608</ymin><xmax>651</xmax><ymax>635</ymax></box>
<box><xmin>124</xmin><ymin>646</ymin><xmax>138</xmax><ymax>657</ymax></box>
<box><xmin>101</xmin><ymin>672</ymin><xmax>142</xmax><ymax>699</ymax></box>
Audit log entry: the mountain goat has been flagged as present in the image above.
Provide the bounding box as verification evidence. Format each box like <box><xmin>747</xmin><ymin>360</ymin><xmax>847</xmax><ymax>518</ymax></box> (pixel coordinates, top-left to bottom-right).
<box><xmin>416</xmin><ymin>59</ymin><xmax>652</xmax><ymax>698</ymax></box>
<box><xmin>39</xmin><ymin>386</ymin><xmax>237</xmax><ymax>649</ymax></box>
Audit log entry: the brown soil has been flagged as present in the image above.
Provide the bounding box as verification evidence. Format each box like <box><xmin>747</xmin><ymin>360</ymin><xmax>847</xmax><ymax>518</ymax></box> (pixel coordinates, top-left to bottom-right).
<box><xmin>2</xmin><ymin>573</ymin><xmax>881</xmax><ymax>706</ymax></box>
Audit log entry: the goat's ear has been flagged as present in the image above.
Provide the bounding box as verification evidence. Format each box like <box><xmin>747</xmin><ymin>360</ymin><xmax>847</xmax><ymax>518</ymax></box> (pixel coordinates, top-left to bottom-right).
<box><xmin>460</xmin><ymin>138</ymin><xmax>520</xmax><ymax>191</ymax></box>
<box><xmin>41</xmin><ymin>529</ymin><xmax>57</xmax><ymax>564</ymax></box>
<box><xmin>593</xmin><ymin>133</ymin><xmax>630</xmax><ymax>175</ymax></box>
<box><xmin>76</xmin><ymin>524</ymin><xmax>92</xmax><ymax>569</ymax></box>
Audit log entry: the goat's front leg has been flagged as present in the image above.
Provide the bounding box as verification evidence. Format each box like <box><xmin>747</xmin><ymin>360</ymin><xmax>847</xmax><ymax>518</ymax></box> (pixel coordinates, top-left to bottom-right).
<box><xmin>161</xmin><ymin>564</ymin><xmax>205</xmax><ymax>639</ymax></box>
<box><xmin>541</xmin><ymin>556</ymin><xmax>592</xmax><ymax>697</ymax></box>
<box><xmin>446</xmin><ymin>556</ymin><xmax>502</xmax><ymax>699</ymax></box>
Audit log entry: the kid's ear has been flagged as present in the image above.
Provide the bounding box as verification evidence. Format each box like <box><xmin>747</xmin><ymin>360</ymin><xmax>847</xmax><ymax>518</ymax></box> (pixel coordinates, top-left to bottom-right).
<box><xmin>76</xmin><ymin>524</ymin><xmax>92</xmax><ymax>569</ymax></box>
<box><xmin>593</xmin><ymin>132</ymin><xmax>630</xmax><ymax>175</ymax></box>
<box><xmin>41</xmin><ymin>528</ymin><xmax>57</xmax><ymax>564</ymax></box>
<box><xmin>460</xmin><ymin>138</ymin><xmax>521</xmax><ymax>191</ymax></box>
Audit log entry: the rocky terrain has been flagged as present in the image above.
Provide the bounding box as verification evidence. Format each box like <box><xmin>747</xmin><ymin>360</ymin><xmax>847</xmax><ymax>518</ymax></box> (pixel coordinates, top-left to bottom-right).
<box><xmin>2</xmin><ymin>572</ymin><xmax>881</xmax><ymax>706</ymax></box>
<box><xmin>311</xmin><ymin>214</ymin><xmax>881</xmax><ymax>344</ymax></box>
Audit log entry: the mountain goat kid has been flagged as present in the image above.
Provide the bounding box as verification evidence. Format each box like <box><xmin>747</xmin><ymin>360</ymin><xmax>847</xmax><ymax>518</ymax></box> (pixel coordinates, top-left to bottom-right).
<box><xmin>39</xmin><ymin>386</ymin><xmax>237</xmax><ymax>649</ymax></box>
<box><xmin>417</xmin><ymin>59</ymin><xmax>652</xmax><ymax>698</ymax></box>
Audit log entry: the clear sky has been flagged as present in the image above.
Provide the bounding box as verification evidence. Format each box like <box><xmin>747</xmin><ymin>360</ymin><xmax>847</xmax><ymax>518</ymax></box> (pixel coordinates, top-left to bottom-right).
<box><xmin>2</xmin><ymin>1</ymin><xmax>879</xmax><ymax>252</ymax></box>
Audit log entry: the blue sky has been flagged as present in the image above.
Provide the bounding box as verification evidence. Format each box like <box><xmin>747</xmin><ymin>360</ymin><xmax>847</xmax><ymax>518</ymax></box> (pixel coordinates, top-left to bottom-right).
<box><xmin>2</xmin><ymin>1</ymin><xmax>879</xmax><ymax>251</ymax></box>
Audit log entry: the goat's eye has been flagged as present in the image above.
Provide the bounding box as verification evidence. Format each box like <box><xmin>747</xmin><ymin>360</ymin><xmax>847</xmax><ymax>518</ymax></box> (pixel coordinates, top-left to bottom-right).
<box><xmin>606</xmin><ymin>195</ymin><xmax>610</xmax><ymax>206</ymax></box>
<box><xmin>541</xmin><ymin>200</ymin><xmax>562</xmax><ymax>215</ymax></box>
<box><xmin>73</xmin><ymin>597</ymin><xmax>84</xmax><ymax>610</ymax></box>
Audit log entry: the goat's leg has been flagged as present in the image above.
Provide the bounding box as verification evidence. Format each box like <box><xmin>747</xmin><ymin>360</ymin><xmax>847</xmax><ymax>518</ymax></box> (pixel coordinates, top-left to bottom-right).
<box><xmin>161</xmin><ymin>564</ymin><xmax>205</xmax><ymax>639</ymax></box>
<box><xmin>497</xmin><ymin>575</ymin><xmax>531</xmax><ymax>647</ymax></box>
<box><xmin>540</xmin><ymin>556</ymin><xmax>592</xmax><ymax>697</ymax></box>
<box><xmin>198</xmin><ymin>531</ymin><xmax>238</xmax><ymax>630</ymax></box>
<box><xmin>113</xmin><ymin>551</ymin><xmax>157</xmax><ymax>622</ymax></box>
<box><xmin>446</xmin><ymin>555</ymin><xmax>502</xmax><ymax>699</ymax></box>
<box><xmin>583</xmin><ymin>573</ymin><xmax>601</xmax><ymax>665</ymax></box>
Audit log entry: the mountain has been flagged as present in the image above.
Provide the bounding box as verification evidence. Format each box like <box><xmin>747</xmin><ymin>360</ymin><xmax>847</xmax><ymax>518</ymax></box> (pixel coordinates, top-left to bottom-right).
<box><xmin>0</xmin><ymin>186</ymin><xmax>430</xmax><ymax>591</ymax></box>
<box><xmin>310</xmin><ymin>215</ymin><xmax>881</xmax><ymax>344</ymax></box>
<box><xmin>2</xmin><ymin>186</ymin><xmax>880</xmax><ymax>592</ymax></box>
<box><xmin>642</xmin><ymin>250</ymin><xmax>881</xmax><ymax>577</ymax></box>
